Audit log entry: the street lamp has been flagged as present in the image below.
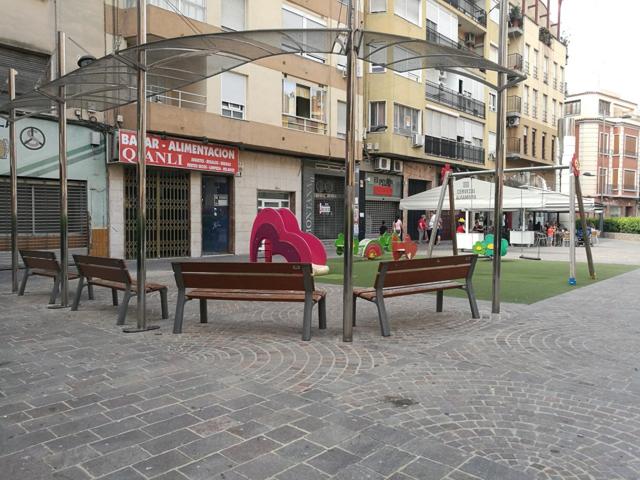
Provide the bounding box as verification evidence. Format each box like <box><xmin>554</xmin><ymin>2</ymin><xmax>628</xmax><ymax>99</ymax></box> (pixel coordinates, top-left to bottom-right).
<box><xmin>583</xmin><ymin>171</ymin><xmax>605</xmax><ymax>231</ymax></box>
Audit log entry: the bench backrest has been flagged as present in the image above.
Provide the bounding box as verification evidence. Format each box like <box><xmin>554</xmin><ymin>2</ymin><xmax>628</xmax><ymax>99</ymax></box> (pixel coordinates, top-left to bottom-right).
<box><xmin>374</xmin><ymin>254</ymin><xmax>477</xmax><ymax>289</ymax></box>
<box><xmin>73</xmin><ymin>255</ymin><xmax>131</xmax><ymax>284</ymax></box>
<box><xmin>20</xmin><ymin>250</ymin><xmax>60</xmax><ymax>272</ymax></box>
<box><xmin>172</xmin><ymin>262</ymin><xmax>314</xmax><ymax>293</ymax></box>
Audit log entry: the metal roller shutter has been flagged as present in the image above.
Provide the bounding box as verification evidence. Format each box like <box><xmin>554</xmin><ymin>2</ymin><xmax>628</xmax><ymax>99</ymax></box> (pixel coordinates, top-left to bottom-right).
<box><xmin>0</xmin><ymin>46</ymin><xmax>50</xmax><ymax>106</ymax></box>
<box><xmin>365</xmin><ymin>200</ymin><xmax>399</xmax><ymax>237</ymax></box>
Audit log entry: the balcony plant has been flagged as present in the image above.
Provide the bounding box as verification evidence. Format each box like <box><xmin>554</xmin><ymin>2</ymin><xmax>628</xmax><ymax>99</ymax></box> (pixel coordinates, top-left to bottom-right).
<box><xmin>509</xmin><ymin>5</ymin><xmax>522</xmax><ymax>27</ymax></box>
<box><xmin>539</xmin><ymin>27</ymin><xmax>552</xmax><ymax>46</ymax></box>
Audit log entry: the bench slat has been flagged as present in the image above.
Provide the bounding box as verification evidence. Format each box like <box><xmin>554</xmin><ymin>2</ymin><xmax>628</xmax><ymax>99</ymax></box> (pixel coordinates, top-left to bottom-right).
<box><xmin>380</xmin><ymin>264</ymin><xmax>471</xmax><ymax>288</ymax></box>
<box><xmin>355</xmin><ymin>281</ymin><xmax>463</xmax><ymax>300</ymax></box>
<box><xmin>186</xmin><ymin>289</ymin><xmax>325</xmax><ymax>303</ymax></box>
<box><xmin>381</xmin><ymin>254</ymin><xmax>476</xmax><ymax>272</ymax></box>
<box><xmin>78</xmin><ymin>264</ymin><xmax>130</xmax><ymax>284</ymax></box>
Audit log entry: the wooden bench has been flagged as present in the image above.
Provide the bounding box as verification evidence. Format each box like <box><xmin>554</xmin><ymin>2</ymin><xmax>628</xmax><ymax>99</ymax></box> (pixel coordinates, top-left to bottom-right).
<box><xmin>72</xmin><ymin>255</ymin><xmax>168</xmax><ymax>325</ymax></box>
<box><xmin>18</xmin><ymin>250</ymin><xmax>81</xmax><ymax>304</ymax></box>
<box><xmin>353</xmin><ymin>254</ymin><xmax>480</xmax><ymax>336</ymax></box>
<box><xmin>172</xmin><ymin>262</ymin><xmax>327</xmax><ymax>341</ymax></box>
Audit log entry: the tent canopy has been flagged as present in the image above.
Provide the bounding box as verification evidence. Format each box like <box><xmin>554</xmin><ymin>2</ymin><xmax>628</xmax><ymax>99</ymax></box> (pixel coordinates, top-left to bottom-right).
<box><xmin>399</xmin><ymin>178</ymin><xmax>595</xmax><ymax>213</ymax></box>
<box><xmin>0</xmin><ymin>28</ymin><xmax>524</xmax><ymax>118</ymax></box>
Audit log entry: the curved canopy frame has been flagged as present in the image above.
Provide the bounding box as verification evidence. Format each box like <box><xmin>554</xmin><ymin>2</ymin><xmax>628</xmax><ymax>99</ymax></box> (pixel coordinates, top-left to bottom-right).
<box><xmin>1</xmin><ymin>28</ymin><xmax>524</xmax><ymax>118</ymax></box>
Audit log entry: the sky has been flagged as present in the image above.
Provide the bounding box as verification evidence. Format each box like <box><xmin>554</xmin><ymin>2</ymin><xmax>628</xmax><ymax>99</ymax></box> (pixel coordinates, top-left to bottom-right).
<box><xmin>562</xmin><ymin>0</ymin><xmax>640</xmax><ymax>106</ymax></box>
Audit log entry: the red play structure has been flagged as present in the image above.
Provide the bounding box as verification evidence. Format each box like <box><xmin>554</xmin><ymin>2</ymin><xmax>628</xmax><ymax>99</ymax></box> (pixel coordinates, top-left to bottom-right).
<box><xmin>249</xmin><ymin>208</ymin><xmax>327</xmax><ymax>267</ymax></box>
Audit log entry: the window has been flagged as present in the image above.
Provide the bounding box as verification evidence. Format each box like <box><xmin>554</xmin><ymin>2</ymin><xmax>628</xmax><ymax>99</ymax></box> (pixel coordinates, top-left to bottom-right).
<box><xmin>394</xmin><ymin>104</ymin><xmax>420</xmax><ymax>136</ymax></box>
<box><xmin>598</xmin><ymin>167</ymin><xmax>608</xmax><ymax>194</ymax></box>
<box><xmin>552</xmin><ymin>99</ymin><xmax>557</xmax><ymax>123</ymax></box>
<box><xmin>490</xmin><ymin>0</ymin><xmax>500</xmax><ymax>23</ymax></box>
<box><xmin>523</xmin><ymin>86</ymin><xmax>529</xmax><ymax>115</ymax></box>
<box><xmin>370</xmin><ymin>0</ymin><xmax>386</xmax><ymax>13</ymax></box>
<box><xmin>368</xmin><ymin>42</ymin><xmax>386</xmax><ymax>73</ymax></box>
<box><xmin>489</xmin><ymin>44</ymin><xmax>499</xmax><ymax>63</ymax></box>
<box><xmin>599</xmin><ymin>132</ymin><xmax>609</xmax><ymax>154</ymax></box>
<box><xmin>624</xmin><ymin>135</ymin><xmax>638</xmax><ymax>157</ymax></box>
<box><xmin>221</xmin><ymin>0</ymin><xmax>245</xmax><ymax>31</ymax></box>
<box><xmin>394</xmin><ymin>0</ymin><xmax>421</xmax><ymax>26</ymax></box>
<box><xmin>426</xmin><ymin>109</ymin><xmax>457</xmax><ymax>139</ymax></box>
<box><xmin>524</xmin><ymin>44</ymin><xmax>530</xmax><ymax>72</ymax></box>
<box><xmin>553</xmin><ymin>61</ymin><xmax>558</xmax><ymax>86</ymax></box>
<box><xmin>532</xmin><ymin>89</ymin><xmax>538</xmax><ymax>118</ymax></box>
<box><xmin>541</xmin><ymin>132</ymin><xmax>546</xmax><ymax>160</ymax></box>
<box><xmin>369</xmin><ymin>101</ymin><xmax>386</xmax><ymax>130</ymax></box>
<box><xmin>393</xmin><ymin>46</ymin><xmax>421</xmax><ymax>82</ymax></box>
<box><xmin>543</xmin><ymin>94</ymin><xmax>548</xmax><ymax>122</ymax></box>
<box><xmin>623</xmin><ymin>170</ymin><xmax>636</xmax><ymax>191</ymax></box>
<box><xmin>531</xmin><ymin>128</ymin><xmax>537</xmax><ymax>157</ymax></box>
<box><xmin>543</xmin><ymin>56</ymin><xmax>549</xmax><ymax>83</ymax></box>
<box><xmin>489</xmin><ymin>132</ymin><xmax>497</xmax><ymax>157</ymax></box>
<box><xmin>551</xmin><ymin>136</ymin><xmax>556</xmax><ymax>162</ymax></box>
<box><xmin>221</xmin><ymin>72</ymin><xmax>246</xmax><ymax>119</ymax></box>
<box><xmin>489</xmin><ymin>92</ymin><xmax>497</xmax><ymax>112</ymax></box>
<box><xmin>599</xmin><ymin>100</ymin><xmax>611</xmax><ymax>116</ymax></box>
<box><xmin>523</xmin><ymin>126</ymin><xmax>528</xmax><ymax>155</ymax></box>
<box><xmin>337</xmin><ymin>101</ymin><xmax>347</xmax><ymax>138</ymax></box>
<box><xmin>282</xmin><ymin>78</ymin><xmax>327</xmax><ymax>133</ymax></box>
<box><xmin>565</xmin><ymin>100</ymin><xmax>581</xmax><ymax>115</ymax></box>
<box><xmin>258</xmin><ymin>191</ymin><xmax>291</xmax><ymax>211</ymax></box>
<box><xmin>128</xmin><ymin>0</ymin><xmax>206</xmax><ymax>21</ymax></box>
<box><xmin>282</xmin><ymin>5</ymin><xmax>326</xmax><ymax>63</ymax></box>
<box><xmin>532</xmin><ymin>49</ymin><xmax>538</xmax><ymax>78</ymax></box>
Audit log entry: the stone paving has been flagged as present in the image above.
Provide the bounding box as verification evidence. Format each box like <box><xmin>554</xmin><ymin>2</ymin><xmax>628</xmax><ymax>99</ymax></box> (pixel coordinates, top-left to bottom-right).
<box><xmin>1</xmin><ymin>262</ymin><xmax>639</xmax><ymax>480</ymax></box>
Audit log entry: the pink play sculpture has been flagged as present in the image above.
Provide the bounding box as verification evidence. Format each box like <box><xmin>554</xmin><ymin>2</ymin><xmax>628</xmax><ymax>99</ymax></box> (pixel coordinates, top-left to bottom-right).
<box><xmin>250</xmin><ymin>208</ymin><xmax>327</xmax><ymax>266</ymax></box>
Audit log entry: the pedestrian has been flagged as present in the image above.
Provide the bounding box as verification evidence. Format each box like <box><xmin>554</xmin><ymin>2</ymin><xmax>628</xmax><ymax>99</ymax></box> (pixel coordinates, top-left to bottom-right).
<box><xmin>428</xmin><ymin>211</ymin><xmax>437</xmax><ymax>242</ymax></box>
<box><xmin>456</xmin><ymin>218</ymin><xmax>466</xmax><ymax>233</ymax></box>
<box><xmin>379</xmin><ymin>220</ymin><xmax>388</xmax><ymax>236</ymax></box>
<box><xmin>436</xmin><ymin>218</ymin><xmax>443</xmax><ymax>245</ymax></box>
<box><xmin>393</xmin><ymin>215</ymin><xmax>403</xmax><ymax>240</ymax></box>
<box><xmin>417</xmin><ymin>214</ymin><xmax>427</xmax><ymax>243</ymax></box>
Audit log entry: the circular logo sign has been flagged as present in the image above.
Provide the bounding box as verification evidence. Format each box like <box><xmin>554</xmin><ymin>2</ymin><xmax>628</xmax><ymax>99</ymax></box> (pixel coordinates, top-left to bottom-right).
<box><xmin>20</xmin><ymin>126</ymin><xmax>46</xmax><ymax>150</ymax></box>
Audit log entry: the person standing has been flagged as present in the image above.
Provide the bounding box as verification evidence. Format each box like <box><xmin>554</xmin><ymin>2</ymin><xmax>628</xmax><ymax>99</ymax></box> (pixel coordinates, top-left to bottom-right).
<box><xmin>393</xmin><ymin>215</ymin><xmax>403</xmax><ymax>240</ymax></box>
<box><xmin>456</xmin><ymin>218</ymin><xmax>466</xmax><ymax>233</ymax></box>
<box><xmin>428</xmin><ymin>211</ymin><xmax>437</xmax><ymax>242</ymax></box>
<box><xmin>379</xmin><ymin>220</ymin><xmax>388</xmax><ymax>236</ymax></box>
<box><xmin>436</xmin><ymin>218</ymin><xmax>443</xmax><ymax>245</ymax></box>
<box><xmin>417</xmin><ymin>214</ymin><xmax>427</xmax><ymax>243</ymax></box>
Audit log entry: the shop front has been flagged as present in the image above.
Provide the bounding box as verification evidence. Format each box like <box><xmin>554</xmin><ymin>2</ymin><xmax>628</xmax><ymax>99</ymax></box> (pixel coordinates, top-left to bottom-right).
<box><xmin>302</xmin><ymin>160</ymin><xmax>346</xmax><ymax>240</ymax></box>
<box><xmin>364</xmin><ymin>172</ymin><xmax>403</xmax><ymax>237</ymax></box>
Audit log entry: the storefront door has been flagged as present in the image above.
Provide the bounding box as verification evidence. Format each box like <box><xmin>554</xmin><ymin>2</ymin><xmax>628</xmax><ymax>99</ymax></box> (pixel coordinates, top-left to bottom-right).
<box><xmin>202</xmin><ymin>175</ymin><xmax>230</xmax><ymax>254</ymax></box>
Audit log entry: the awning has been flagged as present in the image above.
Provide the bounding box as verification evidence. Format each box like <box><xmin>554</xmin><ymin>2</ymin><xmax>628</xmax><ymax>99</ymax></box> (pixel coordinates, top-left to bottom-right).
<box><xmin>1</xmin><ymin>29</ymin><xmax>524</xmax><ymax>118</ymax></box>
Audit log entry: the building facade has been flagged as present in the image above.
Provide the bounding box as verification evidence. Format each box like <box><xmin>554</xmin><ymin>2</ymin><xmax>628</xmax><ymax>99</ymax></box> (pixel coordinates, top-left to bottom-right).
<box><xmin>565</xmin><ymin>91</ymin><xmax>640</xmax><ymax>217</ymax></box>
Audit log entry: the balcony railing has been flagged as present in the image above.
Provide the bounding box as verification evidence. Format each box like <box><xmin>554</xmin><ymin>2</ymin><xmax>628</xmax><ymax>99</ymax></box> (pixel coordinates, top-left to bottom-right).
<box><xmin>543</xmin><ymin>111</ymin><xmax>548</xmax><ymax>123</ymax></box>
<box><xmin>523</xmin><ymin>102</ymin><xmax>529</xmax><ymax>115</ymax></box>
<box><xmin>426</xmin><ymin>27</ymin><xmax>470</xmax><ymax>52</ymax></box>
<box><xmin>282</xmin><ymin>114</ymin><xmax>327</xmax><ymax>135</ymax></box>
<box><xmin>532</xmin><ymin>65</ymin><xmax>538</xmax><ymax>79</ymax></box>
<box><xmin>543</xmin><ymin>72</ymin><xmax>548</xmax><ymax>84</ymax></box>
<box><xmin>148</xmin><ymin>85</ymin><xmax>207</xmax><ymax>111</ymax></box>
<box><xmin>426</xmin><ymin>81</ymin><xmax>485</xmax><ymax>118</ymax></box>
<box><xmin>507</xmin><ymin>96</ymin><xmax>522</xmax><ymax>114</ymax></box>
<box><xmin>507</xmin><ymin>53</ymin><xmax>523</xmax><ymax>72</ymax></box>
<box><xmin>441</xmin><ymin>0</ymin><xmax>487</xmax><ymax>27</ymax></box>
<box><xmin>553</xmin><ymin>78</ymin><xmax>558</xmax><ymax>89</ymax></box>
<box><xmin>507</xmin><ymin>137</ymin><xmax>521</xmax><ymax>155</ymax></box>
<box><xmin>425</xmin><ymin>135</ymin><xmax>485</xmax><ymax>164</ymax></box>
<box><xmin>532</xmin><ymin>105</ymin><xmax>538</xmax><ymax>118</ymax></box>
<box><xmin>523</xmin><ymin>61</ymin><xmax>530</xmax><ymax>74</ymax></box>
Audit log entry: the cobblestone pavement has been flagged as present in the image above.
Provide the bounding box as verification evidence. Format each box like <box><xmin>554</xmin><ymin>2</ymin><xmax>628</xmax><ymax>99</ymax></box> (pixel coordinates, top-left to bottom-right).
<box><xmin>1</xmin><ymin>266</ymin><xmax>639</xmax><ymax>480</ymax></box>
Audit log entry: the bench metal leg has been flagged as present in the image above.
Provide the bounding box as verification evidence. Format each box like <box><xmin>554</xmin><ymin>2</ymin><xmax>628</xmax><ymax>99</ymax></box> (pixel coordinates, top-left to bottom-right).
<box><xmin>302</xmin><ymin>296</ymin><xmax>313</xmax><ymax>341</ymax></box>
<box><xmin>87</xmin><ymin>284</ymin><xmax>95</xmax><ymax>300</ymax></box>
<box><xmin>199</xmin><ymin>299</ymin><xmax>208</xmax><ymax>323</ymax></box>
<box><xmin>49</xmin><ymin>276</ymin><xmax>60</xmax><ymax>305</ymax></box>
<box><xmin>465</xmin><ymin>285</ymin><xmax>480</xmax><ymax>319</ymax></box>
<box><xmin>352</xmin><ymin>295</ymin><xmax>357</xmax><ymax>327</ymax></box>
<box><xmin>318</xmin><ymin>296</ymin><xmax>327</xmax><ymax>330</ymax></box>
<box><xmin>71</xmin><ymin>277</ymin><xmax>85</xmax><ymax>311</ymax></box>
<box><xmin>160</xmin><ymin>288</ymin><xmax>169</xmax><ymax>320</ymax></box>
<box><xmin>111</xmin><ymin>289</ymin><xmax>119</xmax><ymax>306</ymax></box>
<box><xmin>18</xmin><ymin>269</ymin><xmax>30</xmax><ymax>296</ymax></box>
<box><xmin>173</xmin><ymin>290</ymin><xmax>187</xmax><ymax>334</ymax></box>
<box><xmin>436</xmin><ymin>290</ymin><xmax>444</xmax><ymax>313</ymax></box>
<box><xmin>375</xmin><ymin>297</ymin><xmax>391</xmax><ymax>337</ymax></box>
<box><xmin>117</xmin><ymin>288</ymin><xmax>133</xmax><ymax>326</ymax></box>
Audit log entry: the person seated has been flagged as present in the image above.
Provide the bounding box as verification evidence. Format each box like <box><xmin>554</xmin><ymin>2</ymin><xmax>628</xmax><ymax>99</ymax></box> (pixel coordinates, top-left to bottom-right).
<box><xmin>472</xmin><ymin>221</ymin><xmax>483</xmax><ymax>233</ymax></box>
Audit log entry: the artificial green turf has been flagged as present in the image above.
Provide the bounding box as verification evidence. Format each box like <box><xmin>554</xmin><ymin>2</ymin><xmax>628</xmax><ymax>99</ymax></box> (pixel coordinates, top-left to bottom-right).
<box><xmin>318</xmin><ymin>255</ymin><xmax>637</xmax><ymax>304</ymax></box>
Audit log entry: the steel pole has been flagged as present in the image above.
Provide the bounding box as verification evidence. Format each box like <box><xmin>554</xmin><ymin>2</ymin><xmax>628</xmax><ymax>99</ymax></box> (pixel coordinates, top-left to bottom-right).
<box><xmin>58</xmin><ymin>31</ymin><xmax>69</xmax><ymax>307</ymax></box>
<box><xmin>447</xmin><ymin>174</ymin><xmax>457</xmax><ymax>255</ymax></box>
<box><xmin>342</xmin><ymin>0</ymin><xmax>358</xmax><ymax>342</ymax></box>
<box><xmin>575</xmin><ymin>175</ymin><xmax>596</xmax><ymax>279</ymax></box>
<box><xmin>569</xmin><ymin>163</ymin><xmax>576</xmax><ymax>284</ymax></box>
<box><xmin>9</xmin><ymin>69</ymin><xmax>18</xmax><ymax>293</ymax></box>
<box><xmin>427</xmin><ymin>171</ymin><xmax>450</xmax><ymax>258</ymax></box>
<box><xmin>491</xmin><ymin>0</ymin><xmax>508</xmax><ymax>314</ymax></box>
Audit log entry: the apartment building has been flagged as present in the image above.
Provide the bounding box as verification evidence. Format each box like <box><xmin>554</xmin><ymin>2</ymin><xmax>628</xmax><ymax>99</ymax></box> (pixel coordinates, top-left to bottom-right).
<box><xmin>0</xmin><ymin>0</ymin><xmax>110</xmax><ymax>256</ymax></box>
<box><xmin>504</xmin><ymin>0</ymin><xmax>567</xmax><ymax>189</ymax></box>
<box><xmin>565</xmin><ymin>91</ymin><xmax>639</xmax><ymax>217</ymax></box>
<box><xmin>105</xmin><ymin>0</ymin><xmax>363</xmax><ymax>258</ymax></box>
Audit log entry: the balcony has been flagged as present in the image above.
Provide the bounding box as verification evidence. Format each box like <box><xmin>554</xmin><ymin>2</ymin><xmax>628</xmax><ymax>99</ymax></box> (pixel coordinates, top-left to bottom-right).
<box><xmin>425</xmin><ymin>135</ymin><xmax>485</xmax><ymax>164</ymax></box>
<box><xmin>426</xmin><ymin>81</ymin><xmax>485</xmax><ymax>119</ymax></box>
<box><xmin>282</xmin><ymin>114</ymin><xmax>327</xmax><ymax>135</ymax></box>
<box><xmin>426</xmin><ymin>27</ymin><xmax>470</xmax><ymax>52</ymax></box>
<box><xmin>507</xmin><ymin>53</ymin><xmax>523</xmax><ymax>73</ymax></box>
<box><xmin>507</xmin><ymin>96</ymin><xmax>522</xmax><ymax>117</ymax></box>
<box><xmin>507</xmin><ymin>137</ymin><xmax>521</xmax><ymax>156</ymax></box>
<box><xmin>441</xmin><ymin>0</ymin><xmax>487</xmax><ymax>27</ymax></box>
<box><xmin>148</xmin><ymin>85</ymin><xmax>206</xmax><ymax>111</ymax></box>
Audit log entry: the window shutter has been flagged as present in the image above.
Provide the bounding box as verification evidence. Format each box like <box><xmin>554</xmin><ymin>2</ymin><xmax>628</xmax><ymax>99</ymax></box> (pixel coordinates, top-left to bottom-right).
<box><xmin>221</xmin><ymin>72</ymin><xmax>246</xmax><ymax>106</ymax></box>
<box><xmin>222</xmin><ymin>0</ymin><xmax>245</xmax><ymax>31</ymax></box>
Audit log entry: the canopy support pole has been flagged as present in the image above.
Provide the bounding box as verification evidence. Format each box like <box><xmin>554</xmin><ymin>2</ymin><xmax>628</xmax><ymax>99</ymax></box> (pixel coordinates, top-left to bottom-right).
<box><xmin>569</xmin><ymin>157</ymin><xmax>576</xmax><ymax>284</ymax></box>
<box><xmin>575</xmin><ymin>175</ymin><xmax>596</xmax><ymax>279</ymax></box>
<box><xmin>9</xmin><ymin>69</ymin><xmax>18</xmax><ymax>293</ymax></box>
<box><xmin>57</xmin><ymin>32</ymin><xmax>70</xmax><ymax>308</ymax></box>
<box><xmin>427</xmin><ymin>171</ymin><xmax>450</xmax><ymax>258</ymax></box>
<box><xmin>448</xmin><ymin>174</ymin><xmax>457</xmax><ymax>255</ymax></box>
<box><xmin>491</xmin><ymin>0</ymin><xmax>508</xmax><ymax>315</ymax></box>
<box><xmin>342</xmin><ymin>0</ymin><xmax>358</xmax><ymax>343</ymax></box>
<box><xmin>125</xmin><ymin>0</ymin><xmax>158</xmax><ymax>333</ymax></box>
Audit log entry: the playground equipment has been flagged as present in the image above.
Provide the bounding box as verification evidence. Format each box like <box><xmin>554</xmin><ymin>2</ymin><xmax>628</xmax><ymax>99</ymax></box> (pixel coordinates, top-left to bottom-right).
<box><xmin>249</xmin><ymin>208</ymin><xmax>328</xmax><ymax>275</ymax></box>
<box><xmin>391</xmin><ymin>235</ymin><xmax>418</xmax><ymax>260</ymax></box>
<box><xmin>335</xmin><ymin>232</ymin><xmax>401</xmax><ymax>260</ymax></box>
<box><xmin>472</xmin><ymin>234</ymin><xmax>508</xmax><ymax>258</ymax></box>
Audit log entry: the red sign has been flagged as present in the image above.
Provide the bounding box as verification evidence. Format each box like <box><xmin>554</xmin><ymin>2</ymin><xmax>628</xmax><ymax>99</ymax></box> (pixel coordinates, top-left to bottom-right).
<box><xmin>571</xmin><ymin>153</ymin><xmax>580</xmax><ymax>176</ymax></box>
<box><xmin>118</xmin><ymin>130</ymin><xmax>239</xmax><ymax>174</ymax></box>
<box><xmin>373</xmin><ymin>185</ymin><xmax>393</xmax><ymax>196</ymax></box>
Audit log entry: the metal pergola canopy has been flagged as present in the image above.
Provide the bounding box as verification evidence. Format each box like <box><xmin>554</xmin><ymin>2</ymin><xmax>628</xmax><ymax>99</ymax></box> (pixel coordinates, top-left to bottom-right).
<box><xmin>1</xmin><ymin>28</ymin><xmax>524</xmax><ymax>117</ymax></box>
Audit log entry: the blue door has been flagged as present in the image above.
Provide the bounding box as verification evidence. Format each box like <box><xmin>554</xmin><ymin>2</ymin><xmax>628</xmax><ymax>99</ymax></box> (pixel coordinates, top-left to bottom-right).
<box><xmin>202</xmin><ymin>176</ymin><xmax>230</xmax><ymax>254</ymax></box>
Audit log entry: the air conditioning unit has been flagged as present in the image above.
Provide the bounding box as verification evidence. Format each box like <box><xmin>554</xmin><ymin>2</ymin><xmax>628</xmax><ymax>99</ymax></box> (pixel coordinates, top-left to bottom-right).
<box><xmin>412</xmin><ymin>133</ymin><xmax>424</xmax><ymax>148</ymax></box>
<box><xmin>507</xmin><ymin>116</ymin><xmax>520</xmax><ymax>127</ymax></box>
<box><xmin>391</xmin><ymin>160</ymin><xmax>403</xmax><ymax>173</ymax></box>
<box><xmin>464</xmin><ymin>32</ymin><xmax>476</xmax><ymax>47</ymax></box>
<box><xmin>374</xmin><ymin>157</ymin><xmax>391</xmax><ymax>171</ymax></box>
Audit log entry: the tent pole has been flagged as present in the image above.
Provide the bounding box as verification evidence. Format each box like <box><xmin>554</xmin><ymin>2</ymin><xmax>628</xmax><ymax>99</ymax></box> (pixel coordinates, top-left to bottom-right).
<box><xmin>342</xmin><ymin>0</ymin><xmax>358</xmax><ymax>342</ymax></box>
<box><xmin>9</xmin><ymin>69</ymin><xmax>18</xmax><ymax>293</ymax></box>
<box><xmin>575</xmin><ymin>175</ymin><xmax>596</xmax><ymax>279</ymax></box>
<box><xmin>57</xmin><ymin>31</ymin><xmax>69</xmax><ymax>308</ymax></box>
<box><xmin>427</xmin><ymin>171</ymin><xmax>450</xmax><ymax>258</ymax></box>
<box><xmin>569</xmin><ymin>155</ymin><xmax>576</xmax><ymax>284</ymax></box>
<box><xmin>491</xmin><ymin>0</ymin><xmax>508</xmax><ymax>315</ymax></box>
<box><xmin>448</xmin><ymin>174</ymin><xmax>457</xmax><ymax>255</ymax></box>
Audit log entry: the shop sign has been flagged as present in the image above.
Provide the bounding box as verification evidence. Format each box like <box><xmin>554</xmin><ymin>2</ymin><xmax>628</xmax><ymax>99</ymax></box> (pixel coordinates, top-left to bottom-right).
<box><xmin>366</xmin><ymin>173</ymin><xmax>402</xmax><ymax>199</ymax></box>
<box><xmin>455</xmin><ymin>180</ymin><xmax>477</xmax><ymax>200</ymax></box>
<box><xmin>118</xmin><ymin>129</ymin><xmax>238</xmax><ymax>174</ymax></box>
<box><xmin>319</xmin><ymin>202</ymin><xmax>331</xmax><ymax>215</ymax></box>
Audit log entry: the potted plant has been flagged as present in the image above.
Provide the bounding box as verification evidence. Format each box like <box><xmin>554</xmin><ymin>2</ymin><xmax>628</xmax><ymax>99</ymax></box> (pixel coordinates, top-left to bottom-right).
<box><xmin>509</xmin><ymin>5</ymin><xmax>522</xmax><ymax>27</ymax></box>
<box><xmin>539</xmin><ymin>26</ymin><xmax>552</xmax><ymax>46</ymax></box>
